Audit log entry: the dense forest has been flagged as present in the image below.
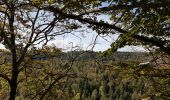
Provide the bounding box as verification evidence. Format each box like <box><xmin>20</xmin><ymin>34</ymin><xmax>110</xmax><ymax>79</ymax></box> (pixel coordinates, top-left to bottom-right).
<box><xmin>0</xmin><ymin>49</ymin><xmax>170</xmax><ymax>99</ymax></box>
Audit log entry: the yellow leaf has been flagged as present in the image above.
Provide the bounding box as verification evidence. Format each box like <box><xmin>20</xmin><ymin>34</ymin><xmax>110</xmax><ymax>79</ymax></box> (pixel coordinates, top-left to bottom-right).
<box><xmin>140</xmin><ymin>70</ymin><xmax>145</xmax><ymax>75</ymax></box>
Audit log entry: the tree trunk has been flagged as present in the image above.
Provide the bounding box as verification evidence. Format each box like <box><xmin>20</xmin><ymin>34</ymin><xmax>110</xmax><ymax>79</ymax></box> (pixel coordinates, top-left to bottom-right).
<box><xmin>9</xmin><ymin>76</ymin><xmax>18</xmax><ymax>100</ymax></box>
<box><xmin>9</xmin><ymin>51</ymin><xmax>19</xmax><ymax>100</ymax></box>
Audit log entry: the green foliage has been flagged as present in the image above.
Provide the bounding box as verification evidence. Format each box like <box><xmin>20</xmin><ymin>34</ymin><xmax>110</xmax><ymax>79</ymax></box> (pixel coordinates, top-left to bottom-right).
<box><xmin>72</xmin><ymin>93</ymin><xmax>81</xmax><ymax>100</ymax></box>
<box><xmin>91</xmin><ymin>89</ymin><xmax>100</xmax><ymax>100</ymax></box>
<box><xmin>115</xmin><ymin>61</ymin><xmax>129</xmax><ymax>67</ymax></box>
<box><xmin>1</xmin><ymin>48</ymin><xmax>170</xmax><ymax>99</ymax></box>
<box><xmin>102</xmin><ymin>0</ymin><xmax>170</xmax><ymax>55</ymax></box>
<box><xmin>0</xmin><ymin>50</ymin><xmax>170</xmax><ymax>99</ymax></box>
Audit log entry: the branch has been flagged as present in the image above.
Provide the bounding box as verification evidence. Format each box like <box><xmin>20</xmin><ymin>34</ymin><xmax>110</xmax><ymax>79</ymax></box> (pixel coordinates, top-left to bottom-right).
<box><xmin>42</xmin><ymin>6</ymin><xmax>170</xmax><ymax>54</ymax></box>
<box><xmin>0</xmin><ymin>74</ymin><xmax>11</xmax><ymax>84</ymax></box>
<box><xmin>31</xmin><ymin>51</ymin><xmax>85</xmax><ymax>100</ymax></box>
<box><xmin>79</xmin><ymin>2</ymin><xmax>170</xmax><ymax>15</ymax></box>
<box><xmin>0</xmin><ymin>30</ymin><xmax>12</xmax><ymax>49</ymax></box>
<box><xmin>17</xmin><ymin>9</ymin><xmax>40</xmax><ymax>65</ymax></box>
<box><xmin>132</xmin><ymin>35</ymin><xmax>170</xmax><ymax>55</ymax></box>
<box><xmin>43</xmin><ymin>6</ymin><xmax>127</xmax><ymax>33</ymax></box>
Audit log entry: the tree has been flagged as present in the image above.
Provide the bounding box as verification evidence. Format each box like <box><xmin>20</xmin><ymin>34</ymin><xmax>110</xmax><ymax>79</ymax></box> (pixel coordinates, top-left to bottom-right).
<box><xmin>0</xmin><ymin>0</ymin><xmax>83</xmax><ymax>99</ymax></box>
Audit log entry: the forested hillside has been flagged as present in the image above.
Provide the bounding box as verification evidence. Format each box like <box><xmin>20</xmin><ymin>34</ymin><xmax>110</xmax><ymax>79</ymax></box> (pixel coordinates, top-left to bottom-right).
<box><xmin>0</xmin><ymin>49</ymin><xmax>170</xmax><ymax>99</ymax></box>
<box><xmin>33</xmin><ymin>51</ymin><xmax>151</xmax><ymax>62</ymax></box>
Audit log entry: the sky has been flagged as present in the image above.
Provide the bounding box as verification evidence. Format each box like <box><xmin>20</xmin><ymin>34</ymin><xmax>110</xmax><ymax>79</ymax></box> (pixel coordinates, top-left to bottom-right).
<box><xmin>47</xmin><ymin>33</ymin><xmax>146</xmax><ymax>52</ymax></box>
<box><xmin>0</xmin><ymin>2</ymin><xmax>147</xmax><ymax>52</ymax></box>
<box><xmin>46</xmin><ymin>14</ymin><xmax>147</xmax><ymax>52</ymax></box>
<box><xmin>0</xmin><ymin>14</ymin><xmax>147</xmax><ymax>52</ymax></box>
<box><xmin>46</xmin><ymin>32</ymin><xmax>146</xmax><ymax>52</ymax></box>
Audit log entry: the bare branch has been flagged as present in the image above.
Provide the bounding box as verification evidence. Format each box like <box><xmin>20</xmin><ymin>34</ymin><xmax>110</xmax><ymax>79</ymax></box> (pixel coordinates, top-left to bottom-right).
<box><xmin>0</xmin><ymin>73</ymin><xmax>10</xmax><ymax>84</ymax></box>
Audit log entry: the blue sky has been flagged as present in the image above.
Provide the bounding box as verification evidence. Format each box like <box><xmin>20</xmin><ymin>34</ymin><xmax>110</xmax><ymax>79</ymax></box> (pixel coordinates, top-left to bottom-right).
<box><xmin>47</xmin><ymin>32</ymin><xmax>146</xmax><ymax>52</ymax></box>
<box><xmin>0</xmin><ymin>2</ymin><xmax>146</xmax><ymax>52</ymax></box>
<box><xmin>46</xmin><ymin>13</ymin><xmax>146</xmax><ymax>52</ymax></box>
<box><xmin>0</xmin><ymin>14</ymin><xmax>146</xmax><ymax>52</ymax></box>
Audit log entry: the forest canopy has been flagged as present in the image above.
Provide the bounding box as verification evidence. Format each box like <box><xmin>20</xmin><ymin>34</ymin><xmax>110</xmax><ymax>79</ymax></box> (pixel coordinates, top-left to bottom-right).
<box><xmin>0</xmin><ymin>0</ymin><xmax>170</xmax><ymax>54</ymax></box>
<box><xmin>33</xmin><ymin>0</ymin><xmax>170</xmax><ymax>54</ymax></box>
